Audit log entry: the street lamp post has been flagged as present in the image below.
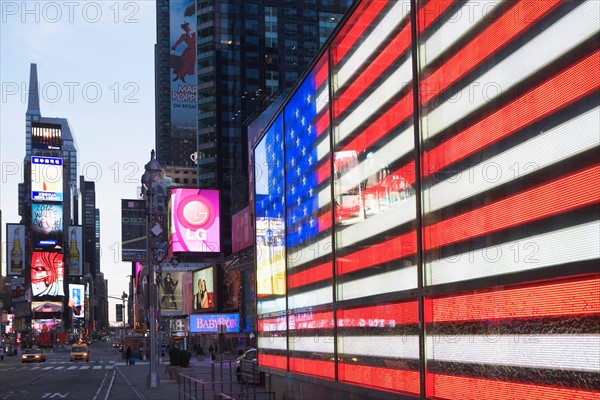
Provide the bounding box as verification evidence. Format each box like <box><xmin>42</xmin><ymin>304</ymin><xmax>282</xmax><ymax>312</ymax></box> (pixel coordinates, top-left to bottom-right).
<box><xmin>121</xmin><ymin>292</ymin><xmax>127</xmax><ymax>351</ymax></box>
<box><xmin>141</xmin><ymin>150</ymin><xmax>161</xmax><ymax>389</ymax></box>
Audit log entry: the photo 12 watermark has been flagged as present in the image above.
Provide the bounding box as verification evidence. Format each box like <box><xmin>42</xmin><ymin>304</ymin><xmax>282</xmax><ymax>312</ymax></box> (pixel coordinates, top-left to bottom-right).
<box><xmin>1</xmin><ymin>1</ymin><xmax>140</xmax><ymax>24</ymax></box>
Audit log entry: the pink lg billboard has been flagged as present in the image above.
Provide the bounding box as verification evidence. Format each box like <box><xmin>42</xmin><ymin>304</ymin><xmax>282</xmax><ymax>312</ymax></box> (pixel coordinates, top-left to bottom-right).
<box><xmin>170</xmin><ymin>189</ymin><xmax>220</xmax><ymax>253</ymax></box>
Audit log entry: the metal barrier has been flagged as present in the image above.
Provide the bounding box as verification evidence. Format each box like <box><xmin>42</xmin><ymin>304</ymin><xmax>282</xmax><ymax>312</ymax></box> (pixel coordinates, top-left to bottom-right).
<box><xmin>178</xmin><ymin>359</ymin><xmax>273</xmax><ymax>400</ymax></box>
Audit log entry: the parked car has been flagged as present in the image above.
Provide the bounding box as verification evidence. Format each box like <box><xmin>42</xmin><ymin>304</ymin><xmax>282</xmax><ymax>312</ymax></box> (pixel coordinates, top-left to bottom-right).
<box><xmin>22</xmin><ymin>348</ymin><xmax>46</xmax><ymax>363</ymax></box>
<box><xmin>236</xmin><ymin>349</ymin><xmax>263</xmax><ymax>384</ymax></box>
<box><xmin>70</xmin><ymin>344</ymin><xmax>90</xmax><ymax>362</ymax></box>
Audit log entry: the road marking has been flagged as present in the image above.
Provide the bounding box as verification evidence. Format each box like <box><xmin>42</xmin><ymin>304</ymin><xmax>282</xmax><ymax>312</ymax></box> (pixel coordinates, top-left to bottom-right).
<box><xmin>81</xmin><ymin>365</ymin><xmax>91</xmax><ymax>369</ymax></box>
<box><xmin>93</xmin><ymin>366</ymin><xmax>102</xmax><ymax>369</ymax></box>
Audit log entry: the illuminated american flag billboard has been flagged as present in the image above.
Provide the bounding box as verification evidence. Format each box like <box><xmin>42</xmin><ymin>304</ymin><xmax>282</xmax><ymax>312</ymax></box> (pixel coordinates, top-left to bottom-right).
<box><xmin>253</xmin><ymin>0</ymin><xmax>600</xmax><ymax>399</ymax></box>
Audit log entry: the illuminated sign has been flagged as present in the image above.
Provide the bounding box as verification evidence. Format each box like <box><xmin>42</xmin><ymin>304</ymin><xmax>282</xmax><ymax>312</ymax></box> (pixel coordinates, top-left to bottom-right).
<box><xmin>31</xmin><ymin>203</ymin><xmax>63</xmax><ymax>249</ymax></box>
<box><xmin>32</xmin><ymin>122</ymin><xmax>61</xmax><ymax>150</ymax></box>
<box><xmin>31</xmin><ymin>156</ymin><xmax>63</xmax><ymax>201</ymax></box>
<box><xmin>192</xmin><ymin>267</ymin><xmax>215</xmax><ymax>310</ymax></box>
<box><xmin>189</xmin><ymin>314</ymin><xmax>240</xmax><ymax>333</ymax></box>
<box><xmin>6</xmin><ymin>224</ymin><xmax>25</xmax><ymax>275</ymax></box>
<box><xmin>69</xmin><ymin>284</ymin><xmax>85</xmax><ymax>319</ymax></box>
<box><xmin>170</xmin><ymin>189</ymin><xmax>220</xmax><ymax>253</ymax></box>
<box><xmin>31</xmin><ymin>252</ymin><xmax>64</xmax><ymax>297</ymax></box>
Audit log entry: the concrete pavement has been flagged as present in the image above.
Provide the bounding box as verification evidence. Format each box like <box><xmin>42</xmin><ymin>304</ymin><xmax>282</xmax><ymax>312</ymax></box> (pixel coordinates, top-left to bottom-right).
<box><xmin>110</xmin><ymin>353</ymin><xmax>263</xmax><ymax>400</ymax></box>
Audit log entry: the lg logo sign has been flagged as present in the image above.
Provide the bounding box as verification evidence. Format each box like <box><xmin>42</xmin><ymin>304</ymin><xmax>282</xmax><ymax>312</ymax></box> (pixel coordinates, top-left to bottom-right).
<box><xmin>178</xmin><ymin>195</ymin><xmax>216</xmax><ymax>241</ymax></box>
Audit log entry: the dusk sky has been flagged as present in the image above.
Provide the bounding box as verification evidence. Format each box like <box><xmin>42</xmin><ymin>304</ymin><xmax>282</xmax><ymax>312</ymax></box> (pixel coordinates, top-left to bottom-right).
<box><xmin>1</xmin><ymin>1</ymin><xmax>158</xmax><ymax>323</ymax></box>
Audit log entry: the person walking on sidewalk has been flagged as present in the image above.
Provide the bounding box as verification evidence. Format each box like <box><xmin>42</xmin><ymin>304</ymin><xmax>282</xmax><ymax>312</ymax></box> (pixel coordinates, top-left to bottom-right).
<box><xmin>0</xmin><ymin>345</ymin><xmax>5</xmax><ymax>361</ymax></box>
<box><xmin>125</xmin><ymin>347</ymin><xmax>132</xmax><ymax>366</ymax></box>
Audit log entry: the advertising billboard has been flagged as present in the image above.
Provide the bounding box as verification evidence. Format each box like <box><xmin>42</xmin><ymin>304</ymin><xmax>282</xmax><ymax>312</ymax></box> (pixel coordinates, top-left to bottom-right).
<box><xmin>170</xmin><ymin>189</ymin><xmax>221</xmax><ymax>253</ymax></box>
<box><xmin>192</xmin><ymin>267</ymin><xmax>215</xmax><ymax>310</ymax></box>
<box><xmin>31</xmin><ymin>156</ymin><xmax>63</xmax><ymax>201</ymax></box>
<box><xmin>189</xmin><ymin>314</ymin><xmax>240</xmax><ymax>333</ymax></box>
<box><xmin>32</xmin><ymin>301</ymin><xmax>63</xmax><ymax>313</ymax></box>
<box><xmin>31</xmin><ymin>203</ymin><xmax>63</xmax><ymax>250</ymax></box>
<box><xmin>159</xmin><ymin>271</ymin><xmax>184</xmax><ymax>316</ymax></box>
<box><xmin>121</xmin><ymin>199</ymin><xmax>147</xmax><ymax>261</ymax></box>
<box><xmin>170</xmin><ymin>0</ymin><xmax>197</xmax><ymax>139</ymax></box>
<box><xmin>6</xmin><ymin>224</ymin><xmax>25</xmax><ymax>275</ymax></box>
<box><xmin>30</xmin><ymin>251</ymin><xmax>65</xmax><ymax>297</ymax></box>
<box><xmin>32</xmin><ymin>319</ymin><xmax>61</xmax><ymax>332</ymax></box>
<box><xmin>67</xmin><ymin>226</ymin><xmax>83</xmax><ymax>276</ymax></box>
<box><xmin>222</xmin><ymin>268</ymin><xmax>240</xmax><ymax>310</ymax></box>
<box><xmin>69</xmin><ymin>284</ymin><xmax>85</xmax><ymax>318</ymax></box>
<box><xmin>232</xmin><ymin>206</ymin><xmax>253</xmax><ymax>253</ymax></box>
<box><xmin>31</xmin><ymin>122</ymin><xmax>61</xmax><ymax>150</ymax></box>
<box><xmin>182</xmin><ymin>272</ymin><xmax>193</xmax><ymax>315</ymax></box>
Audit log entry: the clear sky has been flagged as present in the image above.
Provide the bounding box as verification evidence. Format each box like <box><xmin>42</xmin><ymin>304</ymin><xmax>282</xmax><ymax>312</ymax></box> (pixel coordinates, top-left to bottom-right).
<box><xmin>1</xmin><ymin>1</ymin><xmax>157</xmax><ymax>324</ymax></box>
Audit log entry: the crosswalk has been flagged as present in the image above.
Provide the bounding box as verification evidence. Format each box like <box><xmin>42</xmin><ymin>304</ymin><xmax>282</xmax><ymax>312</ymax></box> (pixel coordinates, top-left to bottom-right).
<box><xmin>0</xmin><ymin>360</ymin><xmax>117</xmax><ymax>372</ymax></box>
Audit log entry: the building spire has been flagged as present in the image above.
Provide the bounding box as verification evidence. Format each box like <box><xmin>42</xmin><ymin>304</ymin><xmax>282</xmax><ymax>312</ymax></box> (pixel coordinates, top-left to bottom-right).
<box><xmin>27</xmin><ymin>63</ymin><xmax>41</xmax><ymax>116</ymax></box>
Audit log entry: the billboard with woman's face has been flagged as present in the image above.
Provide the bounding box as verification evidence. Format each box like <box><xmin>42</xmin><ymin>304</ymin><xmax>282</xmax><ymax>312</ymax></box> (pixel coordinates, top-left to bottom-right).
<box><xmin>192</xmin><ymin>267</ymin><xmax>215</xmax><ymax>311</ymax></box>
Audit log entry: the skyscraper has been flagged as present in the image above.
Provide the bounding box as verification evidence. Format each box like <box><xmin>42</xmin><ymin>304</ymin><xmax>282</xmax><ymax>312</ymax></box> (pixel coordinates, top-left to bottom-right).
<box><xmin>155</xmin><ymin>0</ymin><xmax>352</xmax><ymax>254</ymax></box>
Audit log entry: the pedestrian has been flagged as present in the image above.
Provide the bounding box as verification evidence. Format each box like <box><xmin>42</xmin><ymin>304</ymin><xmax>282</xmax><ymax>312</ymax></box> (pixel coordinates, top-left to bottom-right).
<box><xmin>209</xmin><ymin>345</ymin><xmax>214</xmax><ymax>361</ymax></box>
<box><xmin>125</xmin><ymin>347</ymin><xmax>132</xmax><ymax>366</ymax></box>
<box><xmin>0</xmin><ymin>345</ymin><xmax>5</xmax><ymax>361</ymax></box>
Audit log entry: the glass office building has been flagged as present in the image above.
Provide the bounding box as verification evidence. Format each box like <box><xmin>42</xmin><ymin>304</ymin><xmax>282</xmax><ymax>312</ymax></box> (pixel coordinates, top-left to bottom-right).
<box><xmin>155</xmin><ymin>0</ymin><xmax>352</xmax><ymax>253</ymax></box>
<box><xmin>253</xmin><ymin>1</ymin><xmax>600</xmax><ymax>399</ymax></box>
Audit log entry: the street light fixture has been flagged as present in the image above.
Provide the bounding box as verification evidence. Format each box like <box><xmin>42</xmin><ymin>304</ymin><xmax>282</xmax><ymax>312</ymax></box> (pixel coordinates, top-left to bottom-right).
<box><xmin>141</xmin><ymin>150</ymin><xmax>162</xmax><ymax>389</ymax></box>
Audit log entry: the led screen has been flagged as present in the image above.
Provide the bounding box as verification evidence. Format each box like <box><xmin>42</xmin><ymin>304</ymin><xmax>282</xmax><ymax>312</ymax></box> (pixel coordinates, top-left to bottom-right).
<box><xmin>32</xmin><ymin>301</ymin><xmax>63</xmax><ymax>313</ymax></box>
<box><xmin>6</xmin><ymin>224</ymin><xmax>25</xmax><ymax>275</ymax></box>
<box><xmin>189</xmin><ymin>313</ymin><xmax>240</xmax><ymax>333</ymax></box>
<box><xmin>169</xmin><ymin>0</ymin><xmax>197</xmax><ymax>140</ymax></box>
<box><xmin>30</xmin><ymin>251</ymin><xmax>64</xmax><ymax>297</ymax></box>
<box><xmin>254</xmin><ymin>115</ymin><xmax>286</xmax><ymax>305</ymax></box>
<box><xmin>69</xmin><ymin>284</ymin><xmax>85</xmax><ymax>319</ymax></box>
<box><xmin>192</xmin><ymin>267</ymin><xmax>215</xmax><ymax>310</ymax></box>
<box><xmin>31</xmin><ymin>156</ymin><xmax>63</xmax><ymax>201</ymax></box>
<box><xmin>232</xmin><ymin>206</ymin><xmax>253</xmax><ymax>253</ymax></box>
<box><xmin>33</xmin><ymin>319</ymin><xmax>62</xmax><ymax>332</ymax></box>
<box><xmin>31</xmin><ymin>122</ymin><xmax>61</xmax><ymax>150</ymax></box>
<box><xmin>170</xmin><ymin>189</ymin><xmax>220</xmax><ymax>253</ymax></box>
<box><xmin>222</xmin><ymin>268</ymin><xmax>240</xmax><ymax>310</ymax></box>
<box><xmin>31</xmin><ymin>203</ymin><xmax>63</xmax><ymax>250</ymax></box>
<box><xmin>66</xmin><ymin>226</ymin><xmax>83</xmax><ymax>276</ymax></box>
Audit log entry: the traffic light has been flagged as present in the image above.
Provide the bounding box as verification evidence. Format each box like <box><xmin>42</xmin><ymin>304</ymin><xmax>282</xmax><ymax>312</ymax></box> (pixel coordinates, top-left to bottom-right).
<box><xmin>116</xmin><ymin>304</ymin><xmax>123</xmax><ymax>322</ymax></box>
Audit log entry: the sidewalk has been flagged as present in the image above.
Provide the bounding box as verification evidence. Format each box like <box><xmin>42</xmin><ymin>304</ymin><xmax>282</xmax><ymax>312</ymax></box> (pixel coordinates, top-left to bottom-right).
<box><xmin>113</xmin><ymin>354</ymin><xmax>243</xmax><ymax>400</ymax></box>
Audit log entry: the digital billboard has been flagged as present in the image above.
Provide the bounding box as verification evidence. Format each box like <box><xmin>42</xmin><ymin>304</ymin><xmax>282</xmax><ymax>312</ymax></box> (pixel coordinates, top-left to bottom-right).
<box><xmin>31</xmin><ymin>251</ymin><xmax>64</xmax><ymax>297</ymax></box>
<box><xmin>6</xmin><ymin>224</ymin><xmax>25</xmax><ymax>275</ymax></box>
<box><xmin>192</xmin><ymin>267</ymin><xmax>215</xmax><ymax>311</ymax></box>
<box><xmin>159</xmin><ymin>271</ymin><xmax>184</xmax><ymax>316</ymax></box>
<box><xmin>31</xmin><ymin>203</ymin><xmax>63</xmax><ymax>250</ymax></box>
<box><xmin>222</xmin><ymin>268</ymin><xmax>240</xmax><ymax>310</ymax></box>
<box><xmin>32</xmin><ymin>319</ymin><xmax>61</xmax><ymax>332</ymax></box>
<box><xmin>170</xmin><ymin>189</ymin><xmax>220</xmax><ymax>253</ymax></box>
<box><xmin>69</xmin><ymin>284</ymin><xmax>85</xmax><ymax>319</ymax></box>
<box><xmin>170</xmin><ymin>0</ymin><xmax>197</xmax><ymax>139</ymax></box>
<box><xmin>189</xmin><ymin>314</ymin><xmax>240</xmax><ymax>333</ymax></box>
<box><xmin>32</xmin><ymin>301</ymin><xmax>63</xmax><ymax>313</ymax></box>
<box><xmin>31</xmin><ymin>156</ymin><xmax>63</xmax><ymax>201</ymax></box>
<box><xmin>232</xmin><ymin>206</ymin><xmax>253</xmax><ymax>253</ymax></box>
<box><xmin>121</xmin><ymin>199</ymin><xmax>147</xmax><ymax>261</ymax></box>
<box><xmin>182</xmin><ymin>272</ymin><xmax>193</xmax><ymax>315</ymax></box>
<box><xmin>67</xmin><ymin>226</ymin><xmax>82</xmax><ymax>276</ymax></box>
<box><xmin>31</xmin><ymin>122</ymin><xmax>61</xmax><ymax>150</ymax></box>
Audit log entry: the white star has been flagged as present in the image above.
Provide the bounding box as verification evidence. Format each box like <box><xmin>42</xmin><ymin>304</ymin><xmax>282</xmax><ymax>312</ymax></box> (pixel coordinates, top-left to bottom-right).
<box><xmin>290</xmin><ymin>129</ymin><xmax>295</xmax><ymax>139</ymax></box>
<box><xmin>291</xmin><ymin>186</ymin><xmax>295</xmax><ymax>195</ymax></box>
<box><xmin>307</xmin><ymin>124</ymin><xmax>312</xmax><ymax>134</ymax></box>
<box><xmin>309</xmin><ymin>218</ymin><xmax>314</xmax><ymax>228</ymax></box>
<box><xmin>296</xmin><ymin>166</ymin><xmax>301</xmax><ymax>176</ymax></box>
<box><xmin>295</xmin><ymin>109</ymin><xmax>299</xmax><ymax>118</ymax></box>
<box><xmin>302</xmin><ymin>176</ymin><xmax>307</xmax><ymax>186</ymax></box>
<box><xmin>307</xmin><ymin>94</ymin><xmax>311</xmax><ymax>103</ymax></box>
<box><xmin>292</xmin><ymin>214</ymin><xmax>296</xmax><ymax>223</ymax></box>
<box><xmin>301</xmin><ymin>146</ymin><xmax>306</xmax><ymax>156</ymax></box>
<box><xmin>296</xmin><ymin>137</ymin><xmax>300</xmax><ymax>147</ymax></box>
<box><xmin>303</xmin><ymin>206</ymin><xmax>307</xmax><ymax>216</ymax></box>
<box><xmin>297</xmin><ymin>225</ymin><xmax>302</xmax><ymax>235</ymax></box>
<box><xmin>297</xmin><ymin>196</ymin><xmax>301</xmax><ymax>206</ymax></box>
<box><xmin>301</xmin><ymin>117</ymin><xmax>306</xmax><ymax>126</ymax></box>
<box><xmin>308</xmin><ymin>155</ymin><xmax>313</xmax><ymax>166</ymax></box>
<box><xmin>308</xmin><ymin>188</ymin><xmax>313</xmax><ymax>197</ymax></box>
<box><xmin>290</xmin><ymin>157</ymin><xmax>295</xmax><ymax>167</ymax></box>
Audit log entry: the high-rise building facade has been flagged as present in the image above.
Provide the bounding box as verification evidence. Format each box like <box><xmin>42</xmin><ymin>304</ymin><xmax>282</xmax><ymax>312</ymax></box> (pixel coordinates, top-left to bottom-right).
<box><xmin>155</xmin><ymin>0</ymin><xmax>352</xmax><ymax>254</ymax></box>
